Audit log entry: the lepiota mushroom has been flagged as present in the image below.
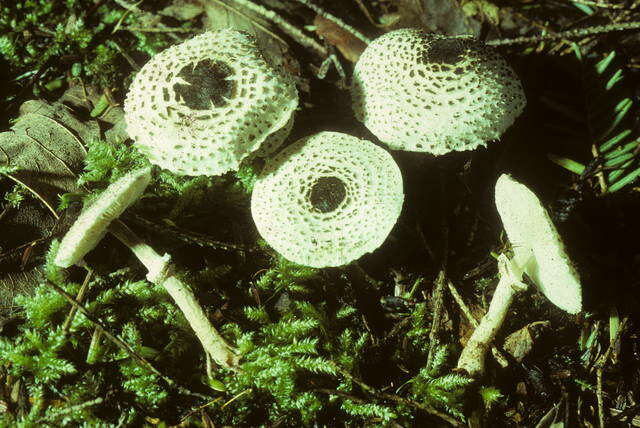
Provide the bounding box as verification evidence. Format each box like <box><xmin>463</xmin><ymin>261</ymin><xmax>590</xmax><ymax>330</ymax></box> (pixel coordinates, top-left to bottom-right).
<box><xmin>124</xmin><ymin>29</ymin><xmax>298</xmax><ymax>176</ymax></box>
<box><xmin>457</xmin><ymin>174</ymin><xmax>582</xmax><ymax>377</ymax></box>
<box><xmin>351</xmin><ymin>29</ymin><xmax>526</xmax><ymax>155</ymax></box>
<box><xmin>251</xmin><ymin>131</ymin><xmax>404</xmax><ymax>268</ymax></box>
<box><xmin>55</xmin><ymin>169</ymin><xmax>239</xmax><ymax>368</ymax></box>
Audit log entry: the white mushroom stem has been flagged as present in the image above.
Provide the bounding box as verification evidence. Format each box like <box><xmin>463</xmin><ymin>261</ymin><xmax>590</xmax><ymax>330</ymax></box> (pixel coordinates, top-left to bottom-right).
<box><xmin>457</xmin><ymin>254</ymin><xmax>528</xmax><ymax>377</ymax></box>
<box><xmin>109</xmin><ymin>219</ymin><xmax>239</xmax><ymax>369</ymax></box>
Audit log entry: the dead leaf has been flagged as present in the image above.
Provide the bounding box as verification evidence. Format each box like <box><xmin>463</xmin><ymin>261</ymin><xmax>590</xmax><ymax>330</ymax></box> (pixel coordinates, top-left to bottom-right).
<box><xmin>0</xmin><ymin>85</ymin><xmax>122</xmax><ymax>318</ymax></box>
<box><xmin>314</xmin><ymin>15</ymin><xmax>367</xmax><ymax>63</ymax></box>
<box><xmin>0</xmin><ymin>101</ymin><xmax>89</xmax><ymax>217</ymax></box>
<box><xmin>160</xmin><ymin>0</ymin><xmax>205</xmax><ymax>21</ymax></box>
<box><xmin>59</xmin><ymin>83</ymin><xmax>128</xmax><ymax>144</ymax></box>
<box><xmin>503</xmin><ymin>321</ymin><xmax>550</xmax><ymax>362</ymax></box>
<box><xmin>0</xmin><ymin>200</ymin><xmax>62</xmax><ymax>321</ymax></box>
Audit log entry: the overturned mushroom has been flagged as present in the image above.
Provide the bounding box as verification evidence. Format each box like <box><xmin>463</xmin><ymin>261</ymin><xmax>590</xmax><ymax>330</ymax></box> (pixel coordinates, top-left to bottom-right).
<box><xmin>457</xmin><ymin>174</ymin><xmax>582</xmax><ymax>377</ymax></box>
<box><xmin>55</xmin><ymin>169</ymin><xmax>239</xmax><ymax>368</ymax></box>
<box><xmin>251</xmin><ymin>131</ymin><xmax>404</xmax><ymax>268</ymax></box>
<box><xmin>124</xmin><ymin>29</ymin><xmax>298</xmax><ymax>176</ymax></box>
<box><xmin>351</xmin><ymin>29</ymin><xmax>526</xmax><ymax>155</ymax></box>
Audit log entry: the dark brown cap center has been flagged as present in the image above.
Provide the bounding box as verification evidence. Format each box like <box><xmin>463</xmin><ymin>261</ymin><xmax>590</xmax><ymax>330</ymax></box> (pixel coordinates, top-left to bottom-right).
<box><xmin>309</xmin><ymin>176</ymin><xmax>347</xmax><ymax>213</ymax></box>
<box><xmin>174</xmin><ymin>59</ymin><xmax>235</xmax><ymax>110</ymax></box>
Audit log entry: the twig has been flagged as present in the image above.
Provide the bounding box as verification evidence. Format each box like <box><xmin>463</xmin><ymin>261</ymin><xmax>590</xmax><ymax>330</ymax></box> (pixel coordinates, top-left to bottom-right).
<box><xmin>380</xmin><ymin>392</ymin><xmax>464</xmax><ymax>427</ymax></box>
<box><xmin>570</xmin><ymin>0</ymin><xmax>625</xmax><ymax>9</ymax></box>
<box><xmin>123</xmin><ymin>27</ymin><xmax>194</xmax><ymax>33</ymax></box>
<box><xmin>330</xmin><ymin>363</ymin><xmax>463</xmax><ymax>426</ymax></box>
<box><xmin>426</xmin><ymin>271</ymin><xmax>446</xmax><ymax>369</ymax></box>
<box><xmin>446</xmin><ymin>280</ymin><xmax>509</xmax><ymax>368</ymax></box>
<box><xmin>39</xmin><ymin>397</ymin><xmax>104</xmax><ymax>422</ymax></box>
<box><xmin>314</xmin><ymin>388</ymin><xmax>367</xmax><ymax>403</ymax></box>
<box><xmin>487</xmin><ymin>21</ymin><xmax>640</xmax><ymax>47</ymax></box>
<box><xmin>106</xmin><ymin>40</ymin><xmax>141</xmax><ymax>72</ymax></box>
<box><xmin>352</xmin><ymin>0</ymin><xmax>379</xmax><ymax>27</ymax></box>
<box><xmin>180</xmin><ymin>397</ymin><xmax>224</xmax><ymax>422</ymax></box>
<box><xmin>207</xmin><ymin>0</ymin><xmax>288</xmax><ymax>47</ymax></box>
<box><xmin>597</xmin><ymin>367</ymin><xmax>605</xmax><ymax>428</ymax></box>
<box><xmin>61</xmin><ymin>267</ymin><xmax>93</xmax><ymax>336</ymax></box>
<box><xmin>220</xmin><ymin>0</ymin><xmax>328</xmax><ymax>56</ymax></box>
<box><xmin>127</xmin><ymin>213</ymin><xmax>246</xmax><ymax>252</ymax></box>
<box><xmin>46</xmin><ymin>279</ymin><xmax>210</xmax><ymax>400</ymax></box>
<box><xmin>292</xmin><ymin>0</ymin><xmax>372</xmax><ymax>44</ymax></box>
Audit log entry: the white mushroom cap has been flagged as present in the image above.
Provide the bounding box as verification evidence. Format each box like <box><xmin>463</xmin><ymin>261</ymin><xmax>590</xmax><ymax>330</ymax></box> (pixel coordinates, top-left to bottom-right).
<box><xmin>352</xmin><ymin>29</ymin><xmax>526</xmax><ymax>155</ymax></box>
<box><xmin>124</xmin><ymin>29</ymin><xmax>298</xmax><ymax>176</ymax></box>
<box><xmin>55</xmin><ymin>168</ymin><xmax>152</xmax><ymax>268</ymax></box>
<box><xmin>494</xmin><ymin>174</ymin><xmax>582</xmax><ymax>314</ymax></box>
<box><xmin>251</xmin><ymin>132</ymin><xmax>404</xmax><ymax>268</ymax></box>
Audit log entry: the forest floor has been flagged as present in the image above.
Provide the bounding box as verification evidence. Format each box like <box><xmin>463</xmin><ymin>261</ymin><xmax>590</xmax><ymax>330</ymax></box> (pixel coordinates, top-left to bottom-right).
<box><xmin>0</xmin><ymin>0</ymin><xmax>640</xmax><ymax>426</ymax></box>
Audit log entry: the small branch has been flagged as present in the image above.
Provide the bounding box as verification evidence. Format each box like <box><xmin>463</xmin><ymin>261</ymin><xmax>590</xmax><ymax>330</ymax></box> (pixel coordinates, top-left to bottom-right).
<box><xmin>352</xmin><ymin>0</ymin><xmax>379</xmax><ymax>27</ymax></box>
<box><xmin>379</xmin><ymin>392</ymin><xmax>464</xmax><ymax>427</ymax></box>
<box><xmin>314</xmin><ymin>388</ymin><xmax>367</xmax><ymax>403</ymax></box>
<box><xmin>61</xmin><ymin>267</ymin><xmax>93</xmax><ymax>336</ymax></box>
<box><xmin>330</xmin><ymin>362</ymin><xmax>463</xmax><ymax>426</ymax></box>
<box><xmin>207</xmin><ymin>0</ymin><xmax>288</xmax><ymax>47</ymax></box>
<box><xmin>46</xmin><ymin>279</ymin><xmax>209</xmax><ymax>400</ymax></box>
<box><xmin>570</xmin><ymin>0</ymin><xmax>625</xmax><ymax>8</ymax></box>
<box><xmin>426</xmin><ymin>271</ymin><xmax>446</xmax><ymax>370</ymax></box>
<box><xmin>127</xmin><ymin>213</ymin><xmax>246</xmax><ymax>252</ymax></box>
<box><xmin>292</xmin><ymin>0</ymin><xmax>372</xmax><ymax>44</ymax></box>
<box><xmin>39</xmin><ymin>397</ymin><xmax>104</xmax><ymax>422</ymax></box>
<box><xmin>221</xmin><ymin>0</ymin><xmax>328</xmax><ymax>56</ymax></box>
<box><xmin>597</xmin><ymin>367</ymin><xmax>605</xmax><ymax>428</ymax></box>
<box><xmin>123</xmin><ymin>26</ymin><xmax>194</xmax><ymax>33</ymax></box>
<box><xmin>486</xmin><ymin>21</ymin><xmax>640</xmax><ymax>47</ymax></box>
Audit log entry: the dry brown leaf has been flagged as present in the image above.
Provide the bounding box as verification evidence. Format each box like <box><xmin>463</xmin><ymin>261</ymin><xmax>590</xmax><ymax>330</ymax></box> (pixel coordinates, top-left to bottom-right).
<box><xmin>0</xmin><ymin>100</ymin><xmax>89</xmax><ymax>217</ymax></box>
<box><xmin>0</xmin><ymin>86</ymin><xmax>120</xmax><ymax>318</ymax></box>
<box><xmin>160</xmin><ymin>0</ymin><xmax>205</xmax><ymax>21</ymax></box>
<box><xmin>313</xmin><ymin>15</ymin><xmax>367</xmax><ymax>63</ymax></box>
<box><xmin>503</xmin><ymin>320</ymin><xmax>550</xmax><ymax>362</ymax></box>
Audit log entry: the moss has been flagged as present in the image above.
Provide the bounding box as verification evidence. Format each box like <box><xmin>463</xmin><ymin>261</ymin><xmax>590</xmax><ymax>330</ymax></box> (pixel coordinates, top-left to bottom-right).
<box><xmin>0</xmin><ymin>0</ymin><xmax>178</xmax><ymax>105</ymax></box>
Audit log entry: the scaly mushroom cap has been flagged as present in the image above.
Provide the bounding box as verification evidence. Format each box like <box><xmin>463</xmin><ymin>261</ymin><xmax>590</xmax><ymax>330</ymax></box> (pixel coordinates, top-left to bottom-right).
<box><xmin>352</xmin><ymin>29</ymin><xmax>526</xmax><ymax>155</ymax></box>
<box><xmin>251</xmin><ymin>132</ymin><xmax>404</xmax><ymax>268</ymax></box>
<box><xmin>54</xmin><ymin>168</ymin><xmax>152</xmax><ymax>268</ymax></box>
<box><xmin>124</xmin><ymin>29</ymin><xmax>298</xmax><ymax>176</ymax></box>
<box><xmin>494</xmin><ymin>174</ymin><xmax>582</xmax><ymax>314</ymax></box>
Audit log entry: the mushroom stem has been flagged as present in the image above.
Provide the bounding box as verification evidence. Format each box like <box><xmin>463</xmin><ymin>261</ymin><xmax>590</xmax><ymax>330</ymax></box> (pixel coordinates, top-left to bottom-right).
<box><xmin>108</xmin><ymin>219</ymin><xmax>239</xmax><ymax>369</ymax></box>
<box><xmin>456</xmin><ymin>254</ymin><xmax>527</xmax><ymax>377</ymax></box>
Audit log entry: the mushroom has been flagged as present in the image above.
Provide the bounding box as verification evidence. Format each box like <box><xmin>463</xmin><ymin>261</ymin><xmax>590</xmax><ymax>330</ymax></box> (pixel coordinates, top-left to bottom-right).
<box><xmin>55</xmin><ymin>168</ymin><xmax>239</xmax><ymax>368</ymax></box>
<box><xmin>124</xmin><ymin>29</ymin><xmax>298</xmax><ymax>176</ymax></box>
<box><xmin>456</xmin><ymin>174</ymin><xmax>582</xmax><ymax>377</ymax></box>
<box><xmin>251</xmin><ymin>131</ymin><xmax>404</xmax><ymax>268</ymax></box>
<box><xmin>351</xmin><ymin>29</ymin><xmax>526</xmax><ymax>155</ymax></box>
